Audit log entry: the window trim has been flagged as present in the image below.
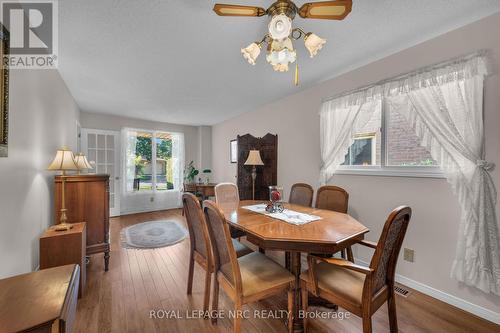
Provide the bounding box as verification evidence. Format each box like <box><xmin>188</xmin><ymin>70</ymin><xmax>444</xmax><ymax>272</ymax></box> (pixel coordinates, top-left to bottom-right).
<box><xmin>338</xmin><ymin>98</ymin><xmax>445</xmax><ymax>178</ymax></box>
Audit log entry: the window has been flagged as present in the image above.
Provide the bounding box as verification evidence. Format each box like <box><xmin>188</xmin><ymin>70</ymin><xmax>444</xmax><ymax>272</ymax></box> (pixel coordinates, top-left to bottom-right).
<box><xmin>230</xmin><ymin>139</ymin><xmax>237</xmax><ymax>163</ymax></box>
<box><xmin>124</xmin><ymin>129</ymin><xmax>183</xmax><ymax>192</ymax></box>
<box><xmin>342</xmin><ymin>133</ymin><xmax>377</xmax><ymax>166</ymax></box>
<box><xmin>337</xmin><ymin>98</ymin><xmax>442</xmax><ymax>177</ymax></box>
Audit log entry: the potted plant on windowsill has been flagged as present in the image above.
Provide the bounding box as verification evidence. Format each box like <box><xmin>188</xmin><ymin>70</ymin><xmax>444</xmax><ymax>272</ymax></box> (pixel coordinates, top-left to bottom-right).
<box><xmin>184</xmin><ymin>161</ymin><xmax>199</xmax><ymax>184</ymax></box>
<box><xmin>203</xmin><ymin>169</ymin><xmax>212</xmax><ymax>185</ymax></box>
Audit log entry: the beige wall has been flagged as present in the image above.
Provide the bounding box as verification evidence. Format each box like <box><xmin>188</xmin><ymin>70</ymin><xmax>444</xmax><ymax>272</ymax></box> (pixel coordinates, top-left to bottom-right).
<box><xmin>0</xmin><ymin>70</ymin><xmax>80</xmax><ymax>278</ymax></box>
<box><xmin>212</xmin><ymin>13</ymin><xmax>500</xmax><ymax>317</ymax></box>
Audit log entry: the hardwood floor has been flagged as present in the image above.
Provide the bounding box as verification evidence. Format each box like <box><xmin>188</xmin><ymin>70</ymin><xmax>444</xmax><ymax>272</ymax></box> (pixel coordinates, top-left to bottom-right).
<box><xmin>73</xmin><ymin>209</ymin><xmax>499</xmax><ymax>333</ymax></box>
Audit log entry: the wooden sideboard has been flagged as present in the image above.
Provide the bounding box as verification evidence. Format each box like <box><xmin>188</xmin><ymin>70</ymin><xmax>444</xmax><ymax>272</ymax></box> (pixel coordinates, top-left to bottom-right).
<box><xmin>0</xmin><ymin>265</ymin><xmax>80</xmax><ymax>333</ymax></box>
<box><xmin>54</xmin><ymin>174</ymin><xmax>110</xmax><ymax>271</ymax></box>
<box><xmin>40</xmin><ymin>222</ymin><xmax>86</xmax><ymax>297</ymax></box>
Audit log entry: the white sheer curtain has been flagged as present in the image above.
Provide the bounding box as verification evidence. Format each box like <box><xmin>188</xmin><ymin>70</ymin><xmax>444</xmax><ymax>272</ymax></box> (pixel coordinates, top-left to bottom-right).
<box><xmin>320</xmin><ymin>99</ymin><xmax>381</xmax><ymax>183</ymax></box>
<box><xmin>171</xmin><ymin>132</ymin><xmax>185</xmax><ymax>206</ymax></box>
<box><xmin>319</xmin><ymin>52</ymin><xmax>499</xmax><ymax>294</ymax></box>
<box><xmin>122</xmin><ymin>128</ymin><xmax>138</xmax><ymax>193</ymax></box>
<box><xmin>388</xmin><ymin>76</ymin><xmax>499</xmax><ymax>294</ymax></box>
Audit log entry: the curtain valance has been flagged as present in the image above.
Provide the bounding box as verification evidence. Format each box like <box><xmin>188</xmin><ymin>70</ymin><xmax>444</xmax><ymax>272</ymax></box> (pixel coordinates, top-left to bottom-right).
<box><xmin>321</xmin><ymin>51</ymin><xmax>488</xmax><ymax>112</ymax></box>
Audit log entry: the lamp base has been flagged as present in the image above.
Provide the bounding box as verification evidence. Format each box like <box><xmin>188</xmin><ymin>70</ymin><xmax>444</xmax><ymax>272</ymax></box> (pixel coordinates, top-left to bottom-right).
<box><xmin>52</xmin><ymin>223</ymin><xmax>73</xmax><ymax>232</ymax></box>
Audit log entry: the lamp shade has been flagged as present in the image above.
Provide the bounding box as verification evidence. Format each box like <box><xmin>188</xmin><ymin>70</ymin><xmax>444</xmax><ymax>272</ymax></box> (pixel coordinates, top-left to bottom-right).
<box><xmin>304</xmin><ymin>33</ymin><xmax>326</xmax><ymax>58</ymax></box>
<box><xmin>74</xmin><ymin>153</ymin><xmax>93</xmax><ymax>170</ymax></box>
<box><xmin>241</xmin><ymin>42</ymin><xmax>261</xmax><ymax>65</ymax></box>
<box><xmin>47</xmin><ymin>147</ymin><xmax>78</xmax><ymax>171</ymax></box>
<box><xmin>244</xmin><ymin>150</ymin><xmax>264</xmax><ymax>166</ymax></box>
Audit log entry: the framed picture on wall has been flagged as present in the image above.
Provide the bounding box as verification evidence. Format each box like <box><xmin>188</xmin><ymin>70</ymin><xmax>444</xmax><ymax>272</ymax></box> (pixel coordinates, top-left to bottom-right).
<box><xmin>230</xmin><ymin>139</ymin><xmax>237</xmax><ymax>163</ymax></box>
<box><xmin>0</xmin><ymin>25</ymin><xmax>9</xmax><ymax>158</ymax></box>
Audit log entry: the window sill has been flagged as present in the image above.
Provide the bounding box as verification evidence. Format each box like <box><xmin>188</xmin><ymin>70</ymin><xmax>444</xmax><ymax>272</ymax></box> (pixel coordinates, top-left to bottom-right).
<box><xmin>334</xmin><ymin>167</ymin><xmax>446</xmax><ymax>179</ymax></box>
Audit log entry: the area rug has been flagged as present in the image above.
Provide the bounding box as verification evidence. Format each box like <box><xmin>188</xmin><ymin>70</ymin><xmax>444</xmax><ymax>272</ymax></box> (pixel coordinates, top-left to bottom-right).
<box><xmin>121</xmin><ymin>220</ymin><xmax>188</xmax><ymax>249</ymax></box>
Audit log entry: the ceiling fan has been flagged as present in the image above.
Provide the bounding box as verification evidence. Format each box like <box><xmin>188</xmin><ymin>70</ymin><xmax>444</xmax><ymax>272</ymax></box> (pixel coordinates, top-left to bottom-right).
<box><xmin>213</xmin><ymin>0</ymin><xmax>352</xmax><ymax>84</ymax></box>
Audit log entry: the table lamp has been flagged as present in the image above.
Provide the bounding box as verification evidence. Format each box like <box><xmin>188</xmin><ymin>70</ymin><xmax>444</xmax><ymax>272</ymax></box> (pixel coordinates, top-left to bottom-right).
<box><xmin>244</xmin><ymin>150</ymin><xmax>264</xmax><ymax>200</ymax></box>
<box><xmin>47</xmin><ymin>146</ymin><xmax>79</xmax><ymax>231</ymax></box>
<box><xmin>74</xmin><ymin>153</ymin><xmax>93</xmax><ymax>174</ymax></box>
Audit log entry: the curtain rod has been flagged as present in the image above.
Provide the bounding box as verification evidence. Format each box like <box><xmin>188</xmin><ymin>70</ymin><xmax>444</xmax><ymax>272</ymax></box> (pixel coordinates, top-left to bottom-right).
<box><xmin>321</xmin><ymin>50</ymin><xmax>487</xmax><ymax>104</ymax></box>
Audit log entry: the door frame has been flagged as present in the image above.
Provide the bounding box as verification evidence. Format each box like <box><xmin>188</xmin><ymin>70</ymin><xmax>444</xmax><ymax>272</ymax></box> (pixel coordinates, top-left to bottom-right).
<box><xmin>81</xmin><ymin>128</ymin><xmax>121</xmax><ymax>217</ymax></box>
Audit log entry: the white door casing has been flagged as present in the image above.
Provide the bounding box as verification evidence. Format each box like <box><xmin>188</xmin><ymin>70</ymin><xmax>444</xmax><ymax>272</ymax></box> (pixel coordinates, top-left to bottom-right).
<box><xmin>81</xmin><ymin>129</ymin><xmax>121</xmax><ymax>217</ymax></box>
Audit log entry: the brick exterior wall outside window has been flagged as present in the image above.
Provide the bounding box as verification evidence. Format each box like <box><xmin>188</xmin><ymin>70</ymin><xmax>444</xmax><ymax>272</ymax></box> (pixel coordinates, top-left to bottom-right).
<box><xmin>343</xmin><ymin>102</ymin><xmax>437</xmax><ymax>167</ymax></box>
<box><xmin>386</xmin><ymin>108</ymin><xmax>437</xmax><ymax>166</ymax></box>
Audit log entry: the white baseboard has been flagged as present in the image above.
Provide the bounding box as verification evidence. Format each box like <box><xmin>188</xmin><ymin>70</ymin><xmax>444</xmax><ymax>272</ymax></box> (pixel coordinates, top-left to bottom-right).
<box><xmin>355</xmin><ymin>258</ymin><xmax>500</xmax><ymax>325</ymax></box>
<box><xmin>119</xmin><ymin>206</ymin><xmax>182</xmax><ymax>216</ymax></box>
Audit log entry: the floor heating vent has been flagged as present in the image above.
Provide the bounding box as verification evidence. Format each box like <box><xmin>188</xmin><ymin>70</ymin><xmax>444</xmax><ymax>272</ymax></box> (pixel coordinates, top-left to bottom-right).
<box><xmin>394</xmin><ymin>285</ymin><xmax>410</xmax><ymax>297</ymax></box>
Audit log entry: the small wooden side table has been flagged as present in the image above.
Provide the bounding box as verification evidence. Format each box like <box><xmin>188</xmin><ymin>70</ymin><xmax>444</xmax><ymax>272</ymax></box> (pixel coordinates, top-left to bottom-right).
<box><xmin>0</xmin><ymin>265</ymin><xmax>80</xmax><ymax>333</ymax></box>
<box><xmin>40</xmin><ymin>222</ymin><xmax>86</xmax><ymax>297</ymax></box>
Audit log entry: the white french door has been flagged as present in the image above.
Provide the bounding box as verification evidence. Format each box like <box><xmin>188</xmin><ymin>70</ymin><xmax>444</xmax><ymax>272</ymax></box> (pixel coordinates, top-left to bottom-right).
<box><xmin>81</xmin><ymin>129</ymin><xmax>121</xmax><ymax>217</ymax></box>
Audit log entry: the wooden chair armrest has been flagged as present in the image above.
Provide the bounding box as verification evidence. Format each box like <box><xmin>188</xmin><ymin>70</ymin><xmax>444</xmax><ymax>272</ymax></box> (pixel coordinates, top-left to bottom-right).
<box><xmin>358</xmin><ymin>239</ymin><xmax>378</xmax><ymax>249</ymax></box>
<box><xmin>310</xmin><ymin>255</ymin><xmax>373</xmax><ymax>275</ymax></box>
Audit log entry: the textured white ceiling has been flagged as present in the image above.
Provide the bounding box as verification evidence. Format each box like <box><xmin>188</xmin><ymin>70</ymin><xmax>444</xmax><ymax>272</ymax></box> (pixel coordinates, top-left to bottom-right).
<box><xmin>59</xmin><ymin>0</ymin><xmax>500</xmax><ymax>126</ymax></box>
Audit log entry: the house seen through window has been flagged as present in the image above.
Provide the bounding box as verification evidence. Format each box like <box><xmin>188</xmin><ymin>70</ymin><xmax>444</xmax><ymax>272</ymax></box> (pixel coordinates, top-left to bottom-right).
<box><xmin>127</xmin><ymin>131</ymin><xmax>174</xmax><ymax>191</ymax></box>
<box><xmin>340</xmin><ymin>99</ymin><xmax>438</xmax><ymax>172</ymax></box>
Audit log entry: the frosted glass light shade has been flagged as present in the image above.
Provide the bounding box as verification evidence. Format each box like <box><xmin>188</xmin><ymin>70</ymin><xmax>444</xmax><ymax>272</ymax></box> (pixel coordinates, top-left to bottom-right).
<box><xmin>304</xmin><ymin>33</ymin><xmax>326</xmax><ymax>58</ymax></box>
<box><xmin>241</xmin><ymin>42</ymin><xmax>261</xmax><ymax>65</ymax></box>
<box><xmin>74</xmin><ymin>153</ymin><xmax>93</xmax><ymax>170</ymax></box>
<box><xmin>47</xmin><ymin>147</ymin><xmax>78</xmax><ymax>171</ymax></box>
<box><xmin>268</xmin><ymin>14</ymin><xmax>292</xmax><ymax>41</ymax></box>
<box><xmin>244</xmin><ymin>150</ymin><xmax>264</xmax><ymax>166</ymax></box>
<box><xmin>266</xmin><ymin>38</ymin><xmax>296</xmax><ymax>70</ymax></box>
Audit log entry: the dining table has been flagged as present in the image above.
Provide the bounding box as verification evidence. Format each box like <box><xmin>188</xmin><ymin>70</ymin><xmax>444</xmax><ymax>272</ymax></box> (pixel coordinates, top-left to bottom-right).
<box><xmin>223</xmin><ymin>200</ymin><xmax>369</xmax><ymax>333</ymax></box>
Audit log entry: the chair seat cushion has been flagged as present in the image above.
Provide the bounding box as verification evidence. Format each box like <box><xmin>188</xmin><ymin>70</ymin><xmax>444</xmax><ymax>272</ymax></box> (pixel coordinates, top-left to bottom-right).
<box><xmin>300</xmin><ymin>262</ymin><xmax>366</xmax><ymax>307</ymax></box>
<box><xmin>238</xmin><ymin>252</ymin><xmax>294</xmax><ymax>297</ymax></box>
<box><xmin>232</xmin><ymin>239</ymin><xmax>253</xmax><ymax>258</ymax></box>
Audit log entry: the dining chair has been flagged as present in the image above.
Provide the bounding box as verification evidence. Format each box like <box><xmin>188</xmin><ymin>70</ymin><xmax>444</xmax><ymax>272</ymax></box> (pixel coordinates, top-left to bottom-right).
<box><xmin>214</xmin><ymin>182</ymin><xmax>246</xmax><ymax>238</ymax></box>
<box><xmin>289</xmin><ymin>183</ymin><xmax>314</xmax><ymax>207</ymax></box>
<box><xmin>284</xmin><ymin>183</ymin><xmax>315</xmax><ymax>268</ymax></box>
<box><xmin>182</xmin><ymin>193</ymin><xmax>252</xmax><ymax>314</ymax></box>
<box><xmin>203</xmin><ymin>200</ymin><xmax>295</xmax><ymax>333</ymax></box>
<box><xmin>315</xmin><ymin>185</ymin><xmax>353</xmax><ymax>261</ymax></box>
<box><xmin>300</xmin><ymin>206</ymin><xmax>412</xmax><ymax>333</ymax></box>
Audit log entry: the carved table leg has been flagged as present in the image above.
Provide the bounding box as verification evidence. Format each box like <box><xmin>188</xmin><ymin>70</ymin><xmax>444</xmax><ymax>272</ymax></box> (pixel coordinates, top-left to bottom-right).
<box><xmin>290</xmin><ymin>252</ymin><xmax>304</xmax><ymax>333</ymax></box>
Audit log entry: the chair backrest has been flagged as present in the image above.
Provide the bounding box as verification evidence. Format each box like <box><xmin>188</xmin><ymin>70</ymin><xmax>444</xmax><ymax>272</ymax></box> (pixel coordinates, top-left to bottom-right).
<box><xmin>203</xmin><ymin>200</ymin><xmax>242</xmax><ymax>293</ymax></box>
<box><xmin>182</xmin><ymin>193</ymin><xmax>212</xmax><ymax>262</ymax></box>
<box><xmin>214</xmin><ymin>183</ymin><xmax>240</xmax><ymax>214</ymax></box>
<box><xmin>369</xmin><ymin>206</ymin><xmax>412</xmax><ymax>294</ymax></box>
<box><xmin>289</xmin><ymin>183</ymin><xmax>314</xmax><ymax>207</ymax></box>
<box><xmin>315</xmin><ymin>185</ymin><xmax>349</xmax><ymax>213</ymax></box>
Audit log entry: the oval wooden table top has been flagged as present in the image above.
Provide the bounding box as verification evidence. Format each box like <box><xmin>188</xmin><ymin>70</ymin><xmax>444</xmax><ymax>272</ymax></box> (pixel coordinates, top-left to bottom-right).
<box><xmin>223</xmin><ymin>200</ymin><xmax>369</xmax><ymax>254</ymax></box>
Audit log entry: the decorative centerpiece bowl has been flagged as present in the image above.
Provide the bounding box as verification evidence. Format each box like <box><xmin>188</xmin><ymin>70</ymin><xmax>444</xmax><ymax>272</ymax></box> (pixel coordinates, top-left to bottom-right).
<box><xmin>266</xmin><ymin>186</ymin><xmax>284</xmax><ymax>213</ymax></box>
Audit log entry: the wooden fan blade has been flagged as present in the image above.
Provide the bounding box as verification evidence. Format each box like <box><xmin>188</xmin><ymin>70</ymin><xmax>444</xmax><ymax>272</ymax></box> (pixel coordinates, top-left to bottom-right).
<box><xmin>299</xmin><ymin>0</ymin><xmax>352</xmax><ymax>20</ymax></box>
<box><xmin>213</xmin><ymin>4</ymin><xmax>266</xmax><ymax>17</ymax></box>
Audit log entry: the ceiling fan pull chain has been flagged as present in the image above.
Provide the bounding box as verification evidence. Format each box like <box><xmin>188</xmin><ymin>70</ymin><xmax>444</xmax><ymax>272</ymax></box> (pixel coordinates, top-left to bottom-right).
<box><xmin>294</xmin><ymin>61</ymin><xmax>299</xmax><ymax>86</ymax></box>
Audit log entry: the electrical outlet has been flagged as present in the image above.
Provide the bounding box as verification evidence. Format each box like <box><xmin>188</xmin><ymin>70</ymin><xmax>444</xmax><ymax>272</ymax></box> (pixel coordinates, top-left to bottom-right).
<box><xmin>404</xmin><ymin>248</ymin><xmax>414</xmax><ymax>262</ymax></box>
